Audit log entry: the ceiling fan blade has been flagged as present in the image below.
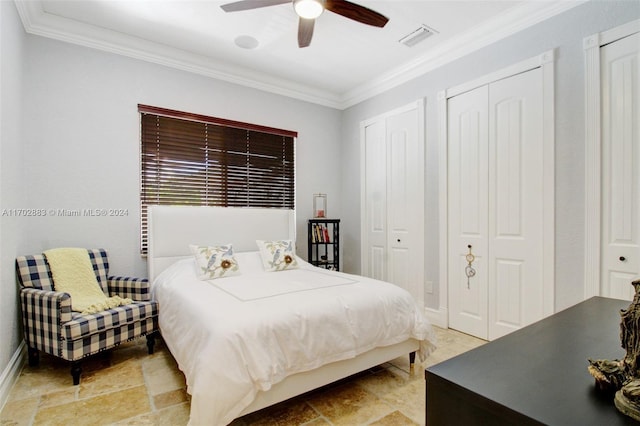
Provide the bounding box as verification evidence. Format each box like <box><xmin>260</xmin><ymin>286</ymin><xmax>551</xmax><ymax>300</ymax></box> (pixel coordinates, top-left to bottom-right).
<box><xmin>220</xmin><ymin>0</ymin><xmax>290</xmax><ymax>13</ymax></box>
<box><xmin>298</xmin><ymin>17</ymin><xmax>315</xmax><ymax>48</ymax></box>
<box><xmin>324</xmin><ymin>0</ymin><xmax>388</xmax><ymax>27</ymax></box>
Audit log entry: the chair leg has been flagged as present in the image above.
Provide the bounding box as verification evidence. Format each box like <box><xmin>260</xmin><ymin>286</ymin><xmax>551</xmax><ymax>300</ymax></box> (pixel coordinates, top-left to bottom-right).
<box><xmin>27</xmin><ymin>347</ymin><xmax>39</xmax><ymax>367</ymax></box>
<box><xmin>71</xmin><ymin>362</ymin><xmax>82</xmax><ymax>385</ymax></box>
<box><xmin>146</xmin><ymin>333</ymin><xmax>156</xmax><ymax>355</ymax></box>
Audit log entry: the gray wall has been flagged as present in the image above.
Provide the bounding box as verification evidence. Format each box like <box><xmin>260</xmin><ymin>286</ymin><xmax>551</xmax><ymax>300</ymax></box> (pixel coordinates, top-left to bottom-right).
<box><xmin>339</xmin><ymin>0</ymin><xmax>640</xmax><ymax>312</ymax></box>
<box><xmin>0</xmin><ymin>0</ymin><xmax>27</xmax><ymax>394</ymax></box>
<box><xmin>20</xmin><ymin>30</ymin><xmax>342</xmax><ymax>278</ymax></box>
<box><xmin>0</xmin><ymin>0</ymin><xmax>342</xmax><ymax>388</ymax></box>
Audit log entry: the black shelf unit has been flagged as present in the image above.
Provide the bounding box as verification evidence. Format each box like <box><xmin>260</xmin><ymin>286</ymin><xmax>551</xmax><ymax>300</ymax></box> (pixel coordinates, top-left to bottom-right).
<box><xmin>308</xmin><ymin>219</ymin><xmax>340</xmax><ymax>271</ymax></box>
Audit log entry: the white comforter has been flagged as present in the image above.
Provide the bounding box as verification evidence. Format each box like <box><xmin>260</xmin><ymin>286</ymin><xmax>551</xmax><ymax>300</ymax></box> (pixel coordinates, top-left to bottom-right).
<box><xmin>152</xmin><ymin>253</ymin><xmax>436</xmax><ymax>425</ymax></box>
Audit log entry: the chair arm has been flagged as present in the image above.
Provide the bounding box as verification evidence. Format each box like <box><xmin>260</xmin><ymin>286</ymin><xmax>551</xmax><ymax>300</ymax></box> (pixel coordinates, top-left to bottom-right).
<box><xmin>107</xmin><ymin>276</ymin><xmax>151</xmax><ymax>301</ymax></box>
<box><xmin>20</xmin><ymin>288</ymin><xmax>73</xmax><ymax>326</ymax></box>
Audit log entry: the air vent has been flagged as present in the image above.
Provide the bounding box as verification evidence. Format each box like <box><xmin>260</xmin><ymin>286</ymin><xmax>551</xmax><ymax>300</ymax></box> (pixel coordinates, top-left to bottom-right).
<box><xmin>399</xmin><ymin>25</ymin><xmax>437</xmax><ymax>47</ymax></box>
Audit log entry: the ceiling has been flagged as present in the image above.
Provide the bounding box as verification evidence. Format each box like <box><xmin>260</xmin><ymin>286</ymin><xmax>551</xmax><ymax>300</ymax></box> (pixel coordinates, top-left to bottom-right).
<box><xmin>14</xmin><ymin>0</ymin><xmax>582</xmax><ymax>109</ymax></box>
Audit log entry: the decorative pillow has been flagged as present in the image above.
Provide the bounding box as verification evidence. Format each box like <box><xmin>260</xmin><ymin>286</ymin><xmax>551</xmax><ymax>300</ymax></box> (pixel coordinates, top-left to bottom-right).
<box><xmin>256</xmin><ymin>240</ymin><xmax>299</xmax><ymax>272</ymax></box>
<box><xmin>190</xmin><ymin>244</ymin><xmax>240</xmax><ymax>280</ymax></box>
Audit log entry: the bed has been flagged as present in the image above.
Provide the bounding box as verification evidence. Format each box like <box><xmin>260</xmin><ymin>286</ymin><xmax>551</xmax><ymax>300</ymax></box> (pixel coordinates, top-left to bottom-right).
<box><xmin>147</xmin><ymin>205</ymin><xmax>436</xmax><ymax>425</ymax></box>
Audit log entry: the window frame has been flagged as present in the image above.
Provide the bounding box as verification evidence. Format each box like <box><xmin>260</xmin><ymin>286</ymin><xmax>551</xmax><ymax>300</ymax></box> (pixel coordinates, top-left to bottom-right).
<box><xmin>139</xmin><ymin>104</ymin><xmax>297</xmax><ymax>254</ymax></box>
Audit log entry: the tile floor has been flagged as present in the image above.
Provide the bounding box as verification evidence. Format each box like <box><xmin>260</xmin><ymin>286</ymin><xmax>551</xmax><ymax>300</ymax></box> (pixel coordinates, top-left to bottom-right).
<box><xmin>0</xmin><ymin>327</ymin><xmax>485</xmax><ymax>426</ymax></box>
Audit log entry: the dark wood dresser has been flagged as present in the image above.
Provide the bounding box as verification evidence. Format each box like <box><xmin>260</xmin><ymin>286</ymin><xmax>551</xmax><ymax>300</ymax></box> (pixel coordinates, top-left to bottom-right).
<box><xmin>425</xmin><ymin>297</ymin><xmax>638</xmax><ymax>425</ymax></box>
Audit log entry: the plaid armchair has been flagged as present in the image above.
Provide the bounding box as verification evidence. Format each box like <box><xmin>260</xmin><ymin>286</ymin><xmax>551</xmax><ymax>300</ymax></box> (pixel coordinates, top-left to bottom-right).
<box><xmin>16</xmin><ymin>249</ymin><xmax>159</xmax><ymax>385</ymax></box>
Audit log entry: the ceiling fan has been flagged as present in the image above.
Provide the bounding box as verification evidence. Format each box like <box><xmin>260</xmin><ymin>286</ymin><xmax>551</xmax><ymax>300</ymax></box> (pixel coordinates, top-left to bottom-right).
<box><xmin>220</xmin><ymin>0</ymin><xmax>389</xmax><ymax>48</ymax></box>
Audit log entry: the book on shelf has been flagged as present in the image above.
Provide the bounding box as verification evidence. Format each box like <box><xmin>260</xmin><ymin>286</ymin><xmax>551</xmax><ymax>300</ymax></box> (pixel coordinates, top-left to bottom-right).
<box><xmin>311</xmin><ymin>222</ymin><xmax>336</xmax><ymax>244</ymax></box>
<box><xmin>311</xmin><ymin>223</ymin><xmax>331</xmax><ymax>243</ymax></box>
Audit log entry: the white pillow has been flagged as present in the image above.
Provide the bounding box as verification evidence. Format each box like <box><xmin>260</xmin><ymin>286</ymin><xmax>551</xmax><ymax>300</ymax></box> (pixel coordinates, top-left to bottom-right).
<box><xmin>190</xmin><ymin>244</ymin><xmax>240</xmax><ymax>280</ymax></box>
<box><xmin>256</xmin><ymin>240</ymin><xmax>299</xmax><ymax>272</ymax></box>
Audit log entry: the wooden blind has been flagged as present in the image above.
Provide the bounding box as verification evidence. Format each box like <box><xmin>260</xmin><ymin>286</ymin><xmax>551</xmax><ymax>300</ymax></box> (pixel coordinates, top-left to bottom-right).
<box><xmin>139</xmin><ymin>105</ymin><xmax>296</xmax><ymax>254</ymax></box>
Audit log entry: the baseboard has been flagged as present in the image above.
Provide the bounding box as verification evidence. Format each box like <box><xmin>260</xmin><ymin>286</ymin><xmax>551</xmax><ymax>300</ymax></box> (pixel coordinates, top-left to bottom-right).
<box><xmin>0</xmin><ymin>341</ymin><xmax>25</xmax><ymax>412</ymax></box>
<box><xmin>425</xmin><ymin>306</ymin><xmax>448</xmax><ymax>329</ymax></box>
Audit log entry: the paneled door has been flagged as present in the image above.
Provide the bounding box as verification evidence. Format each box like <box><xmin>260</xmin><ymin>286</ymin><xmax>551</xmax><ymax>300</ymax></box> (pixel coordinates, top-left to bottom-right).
<box><xmin>363</xmin><ymin>119</ymin><xmax>387</xmax><ymax>282</ymax></box>
<box><xmin>600</xmin><ymin>32</ymin><xmax>640</xmax><ymax>300</ymax></box>
<box><xmin>487</xmin><ymin>69</ymin><xmax>544</xmax><ymax>339</ymax></box>
<box><xmin>448</xmin><ymin>68</ymin><xmax>545</xmax><ymax>340</ymax></box>
<box><xmin>361</xmin><ymin>100</ymin><xmax>425</xmax><ymax>307</ymax></box>
<box><xmin>446</xmin><ymin>85</ymin><xmax>489</xmax><ymax>339</ymax></box>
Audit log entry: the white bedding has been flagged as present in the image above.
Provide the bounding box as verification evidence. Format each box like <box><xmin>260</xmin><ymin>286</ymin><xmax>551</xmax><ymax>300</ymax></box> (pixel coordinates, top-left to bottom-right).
<box><xmin>152</xmin><ymin>252</ymin><xmax>436</xmax><ymax>425</ymax></box>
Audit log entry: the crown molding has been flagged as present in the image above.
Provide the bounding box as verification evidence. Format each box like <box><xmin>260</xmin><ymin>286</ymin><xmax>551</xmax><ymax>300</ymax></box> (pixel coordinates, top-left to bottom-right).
<box><xmin>13</xmin><ymin>0</ymin><xmax>344</xmax><ymax>109</ymax></box>
<box><xmin>339</xmin><ymin>0</ymin><xmax>585</xmax><ymax>108</ymax></box>
<box><xmin>15</xmin><ymin>0</ymin><xmax>585</xmax><ymax>110</ymax></box>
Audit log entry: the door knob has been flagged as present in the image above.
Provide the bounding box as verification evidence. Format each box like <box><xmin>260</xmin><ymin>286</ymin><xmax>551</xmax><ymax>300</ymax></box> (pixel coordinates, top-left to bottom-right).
<box><xmin>620</xmin><ymin>256</ymin><xmax>626</xmax><ymax>262</ymax></box>
<box><xmin>397</xmin><ymin>239</ymin><xmax>401</xmax><ymax>242</ymax></box>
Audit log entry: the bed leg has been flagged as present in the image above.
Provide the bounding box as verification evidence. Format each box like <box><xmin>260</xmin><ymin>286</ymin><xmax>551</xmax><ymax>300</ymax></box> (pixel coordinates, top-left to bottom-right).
<box><xmin>409</xmin><ymin>351</ymin><xmax>416</xmax><ymax>366</ymax></box>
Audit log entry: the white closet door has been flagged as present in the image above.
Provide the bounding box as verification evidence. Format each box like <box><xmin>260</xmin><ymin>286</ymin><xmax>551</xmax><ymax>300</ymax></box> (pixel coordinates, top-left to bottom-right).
<box><xmin>601</xmin><ymin>32</ymin><xmax>640</xmax><ymax>300</ymax></box>
<box><xmin>386</xmin><ymin>107</ymin><xmax>425</xmax><ymax>307</ymax></box>
<box><xmin>363</xmin><ymin>120</ymin><xmax>388</xmax><ymax>281</ymax></box>
<box><xmin>362</xmin><ymin>101</ymin><xmax>425</xmax><ymax>306</ymax></box>
<box><xmin>447</xmin><ymin>85</ymin><xmax>490</xmax><ymax>339</ymax></box>
<box><xmin>448</xmin><ymin>68</ymin><xmax>546</xmax><ymax>340</ymax></box>
<box><xmin>488</xmin><ymin>68</ymin><xmax>544</xmax><ymax>340</ymax></box>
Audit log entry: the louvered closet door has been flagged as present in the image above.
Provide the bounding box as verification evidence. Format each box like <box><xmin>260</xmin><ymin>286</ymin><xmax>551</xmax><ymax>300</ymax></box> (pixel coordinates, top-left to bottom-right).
<box><xmin>601</xmin><ymin>32</ymin><xmax>640</xmax><ymax>300</ymax></box>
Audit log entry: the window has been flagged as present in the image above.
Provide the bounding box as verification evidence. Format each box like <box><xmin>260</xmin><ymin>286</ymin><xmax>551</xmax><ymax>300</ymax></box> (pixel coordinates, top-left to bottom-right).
<box><xmin>139</xmin><ymin>104</ymin><xmax>296</xmax><ymax>254</ymax></box>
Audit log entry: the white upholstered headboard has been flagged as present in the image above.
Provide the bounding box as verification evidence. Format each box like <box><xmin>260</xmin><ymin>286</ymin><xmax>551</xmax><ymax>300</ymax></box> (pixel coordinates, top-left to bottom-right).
<box><xmin>147</xmin><ymin>206</ymin><xmax>296</xmax><ymax>282</ymax></box>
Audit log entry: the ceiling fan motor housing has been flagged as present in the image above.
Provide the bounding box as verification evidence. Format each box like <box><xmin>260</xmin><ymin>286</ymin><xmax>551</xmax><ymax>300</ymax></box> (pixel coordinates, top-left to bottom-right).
<box><xmin>220</xmin><ymin>0</ymin><xmax>389</xmax><ymax>48</ymax></box>
<box><xmin>293</xmin><ymin>0</ymin><xmax>325</xmax><ymax>19</ymax></box>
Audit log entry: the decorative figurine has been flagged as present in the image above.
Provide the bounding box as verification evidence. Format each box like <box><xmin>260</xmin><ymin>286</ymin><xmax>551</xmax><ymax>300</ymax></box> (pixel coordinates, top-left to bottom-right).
<box><xmin>588</xmin><ymin>279</ymin><xmax>640</xmax><ymax>421</ymax></box>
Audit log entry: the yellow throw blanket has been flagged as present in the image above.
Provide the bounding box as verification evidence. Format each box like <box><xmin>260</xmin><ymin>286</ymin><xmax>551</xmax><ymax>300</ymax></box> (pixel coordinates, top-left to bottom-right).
<box><xmin>43</xmin><ymin>248</ymin><xmax>132</xmax><ymax>314</ymax></box>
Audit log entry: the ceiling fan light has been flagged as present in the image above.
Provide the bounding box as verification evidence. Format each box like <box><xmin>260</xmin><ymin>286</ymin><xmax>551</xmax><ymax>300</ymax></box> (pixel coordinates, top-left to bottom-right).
<box><xmin>293</xmin><ymin>0</ymin><xmax>323</xmax><ymax>19</ymax></box>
